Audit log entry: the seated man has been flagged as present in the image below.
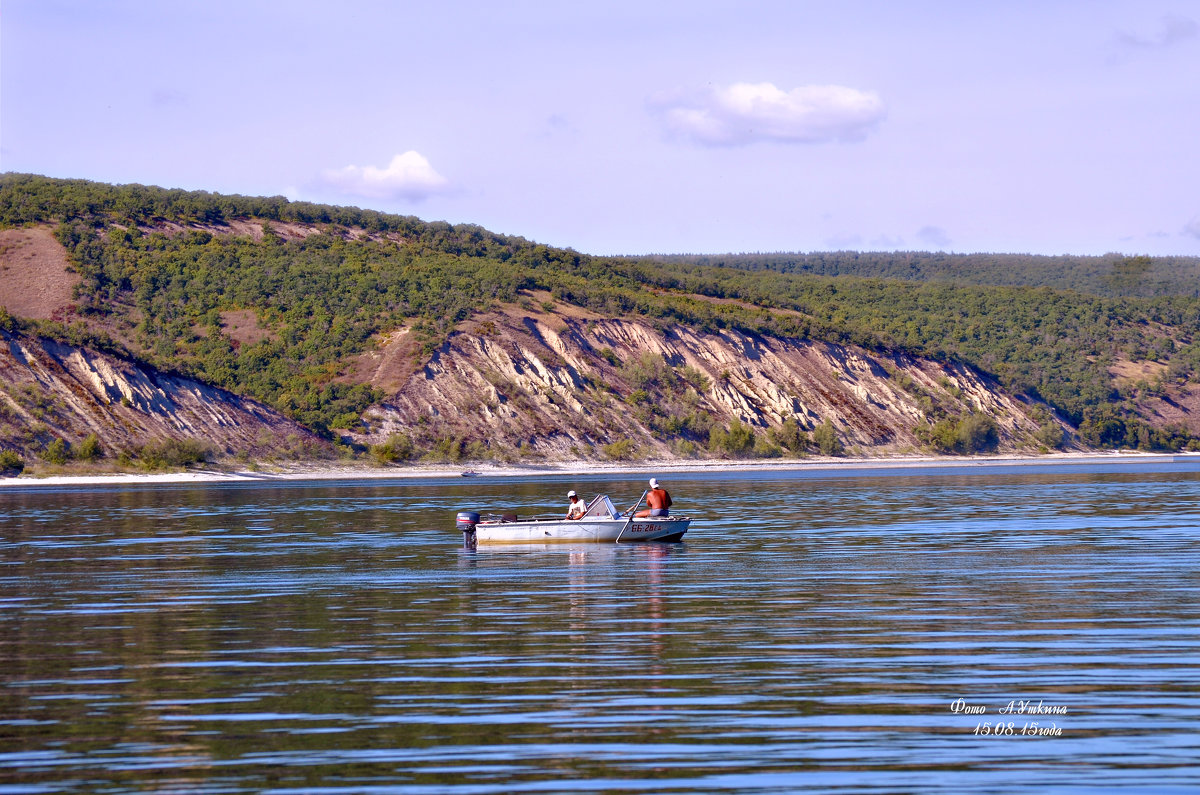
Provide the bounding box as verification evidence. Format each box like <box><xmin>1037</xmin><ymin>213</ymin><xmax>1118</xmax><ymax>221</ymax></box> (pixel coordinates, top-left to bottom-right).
<box><xmin>565</xmin><ymin>490</ymin><xmax>586</xmax><ymax>520</ymax></box>
<box><xmin>636</xmin><ymin>478</ymin><xmax>672</xmax><ymax>517</ymax></box>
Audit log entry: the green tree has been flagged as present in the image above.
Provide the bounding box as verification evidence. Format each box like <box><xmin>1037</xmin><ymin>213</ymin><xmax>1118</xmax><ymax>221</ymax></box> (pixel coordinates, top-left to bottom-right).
<box><xmin>371</xmin><ymin>433</ymin><xmax>414</xmax><ymax>464</ymax></box>
<box><xmin>77</xmin><ymin>433</ymin><xmax>103</xmax><ymax>461</ymax></box>
<box><xmin>926</xmin><ymin>419</ymin><xmax>959</xmax><ymax>453</ymax></box>
<box><xmin>1079</xmin><ymin>408</ymin><xmax>1126</xmax><ymax>448</ymax></box>
<box><xmin>0</xmin><ymin>449</ymin><xmax>25</xmax><ymax>475</ymax></box>
<box><xmin>42</xmin><ymin>438</ymin><xmax>69</xmax><ymax>465</ymax></box>
<box><xmin>813</xmin><ymin>420</ymin><xmax>844</xmax><ymax>456</ymax></box>
<box><xmin>709</xmin><ymin>418</ymin><xmax>756</xmax><ymax>457</ymax></box>
<box><xmin>1035</xmin><ymin>420</ymin><xmax>1065</xmax><ymax>449</ymax></box>
<box><xmin>137</xmin><ymin>439</ymin><xmax>212</xmax><ymax>470</ymax></box>
<box><xmin>956</xmin><ymin>413</ymin><xmax>999</xmax><ymax>453</ymax></box>
<box><xmin>770</xmin><ymin>417</ymin><xmax>810</xmax><ymax>454</ymax></box>
<box><xmin>602</xmin><ymin>439</ymin><xmax>636</xmax><ymax>460</ymax></box>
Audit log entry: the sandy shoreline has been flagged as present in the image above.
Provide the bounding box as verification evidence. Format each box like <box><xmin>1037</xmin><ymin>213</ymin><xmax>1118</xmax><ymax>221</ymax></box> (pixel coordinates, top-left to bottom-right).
<box><xmin>2</xmin><ymin>451</ymin><xmax>1198</xmax><ymax>488</ymax></box>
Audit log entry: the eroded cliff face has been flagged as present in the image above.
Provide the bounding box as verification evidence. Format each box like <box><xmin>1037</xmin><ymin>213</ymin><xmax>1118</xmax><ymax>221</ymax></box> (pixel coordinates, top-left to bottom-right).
<box><xmin>0</xmin><ymin>305</ymin><xmax>1070</xmax><ymax>464</ymax></box>
<box><xmin>356</xmin><ymin>306</ymin><xmax>1068</xmax><ymax>458</ymax></box>
<box><xmin>0</xmin><ymin>330</ymin><xmax>327</xmax><ymax>458</ymax></box>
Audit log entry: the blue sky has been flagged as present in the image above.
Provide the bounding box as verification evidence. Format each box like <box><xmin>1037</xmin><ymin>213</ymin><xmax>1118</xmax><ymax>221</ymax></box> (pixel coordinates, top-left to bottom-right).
<box><xmin>3</xmin><ymin>1</ymin><xmax>1198</xmax><ymax>256</ymax></box>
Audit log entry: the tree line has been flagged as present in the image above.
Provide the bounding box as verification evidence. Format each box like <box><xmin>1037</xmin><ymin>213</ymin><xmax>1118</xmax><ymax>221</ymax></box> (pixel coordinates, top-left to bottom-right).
<box><xmin>642</xmin><ymin>250</ymin><xmax>1200</xmax><ymax>299</ymax></box>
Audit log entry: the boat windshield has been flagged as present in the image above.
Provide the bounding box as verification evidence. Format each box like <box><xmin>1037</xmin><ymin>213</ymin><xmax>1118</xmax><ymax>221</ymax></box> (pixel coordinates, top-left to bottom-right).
<box><xmin>581</xmin><ymin>494</ymin><xmax>620</xmax><ymax>519</ymax></box>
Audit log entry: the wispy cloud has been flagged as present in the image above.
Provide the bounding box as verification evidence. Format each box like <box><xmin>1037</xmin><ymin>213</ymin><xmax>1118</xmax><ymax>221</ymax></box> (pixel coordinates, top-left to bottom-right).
<box><xmin>319</xmin><ymin>151</ymin><xmax>449</xmax><ymax>201</ymax></box>
<box><xmin>1184</xmin><ymin>216</ymin><xmax>1200</xmax><ymax>241</ymax></box>
<box><xmin>824</xmin><ymin>232</ymin><xmax>864</xmax><ymax>250</ymax></box>
<box><xmin>656</xmin><ymin>81</ymin><xmax>886</xmax><ymax>146</ymax></box>
<box><xmin>870</xmin><ymin>234</ymin><xmax>906</xmax><ymax>250</ymax></box>
<box><xmin>917</xmin><ymin>225</ymin><xmax>952</xmax><ymax>250</ymax></box>
<box><xmin>1114</xmin><ymin>14</ymin><xmax>1197</xmax><ymax>50</ymax></box>
<box><xmin>150</xmin><ymin>88</ymin><xmax>187</xmax><ymax>109</ymax></box>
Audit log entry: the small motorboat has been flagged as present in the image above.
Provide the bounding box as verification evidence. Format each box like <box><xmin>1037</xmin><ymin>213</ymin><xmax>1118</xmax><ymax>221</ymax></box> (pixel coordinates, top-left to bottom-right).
<box><xmin>455</xmin><ymin>494</ymin><xmax>690</xmax><ymax>547</ymax></box>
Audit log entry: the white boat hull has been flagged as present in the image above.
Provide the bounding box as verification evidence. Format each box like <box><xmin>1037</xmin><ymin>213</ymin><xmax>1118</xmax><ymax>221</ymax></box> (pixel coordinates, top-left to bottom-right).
<box><xmin>473</xmin><ymin>516</ymin><xmax>689</xmax><ymax>544</ymax></box>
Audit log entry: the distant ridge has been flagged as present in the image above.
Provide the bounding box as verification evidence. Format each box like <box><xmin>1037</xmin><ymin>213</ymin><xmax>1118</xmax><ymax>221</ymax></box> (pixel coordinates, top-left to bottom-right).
<box><xmin>642</xmin><ymin>251</ymin><xmax>1200</xmax><ymax>299</ymax></box>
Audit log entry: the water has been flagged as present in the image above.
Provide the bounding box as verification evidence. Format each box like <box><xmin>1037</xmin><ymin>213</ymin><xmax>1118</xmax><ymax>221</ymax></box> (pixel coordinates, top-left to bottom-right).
<box><xmin>2</xmin><ymin>462</ymin><xmax>1199</xmax><ymax>793</ymax></box>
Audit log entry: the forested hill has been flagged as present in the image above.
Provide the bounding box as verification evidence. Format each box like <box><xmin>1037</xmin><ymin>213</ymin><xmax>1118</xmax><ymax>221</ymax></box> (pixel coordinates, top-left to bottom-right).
<box><xmin>645</xmin><ymin>251</ymin><xmax>1200</xmax><ymax>299</ymax></box>
<box><xmin>2</xmin><ymin>173</ymin><xmax>1200</xmax><ymax>469</ymax></box>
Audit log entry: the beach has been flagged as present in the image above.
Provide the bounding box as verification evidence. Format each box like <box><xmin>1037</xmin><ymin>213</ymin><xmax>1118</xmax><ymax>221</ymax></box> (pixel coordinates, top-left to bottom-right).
<box><xmin>2</xmin><ymin>451</ymin><xmax>1197</xmax><ymax>488</ymax></box>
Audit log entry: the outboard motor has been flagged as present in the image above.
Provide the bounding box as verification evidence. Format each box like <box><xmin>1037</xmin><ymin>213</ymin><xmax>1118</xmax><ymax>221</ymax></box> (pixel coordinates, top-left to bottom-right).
<box><xmin>456</xmin><ymin>511</ymin><xmax>480</xmax><ymax>549</ymax></box>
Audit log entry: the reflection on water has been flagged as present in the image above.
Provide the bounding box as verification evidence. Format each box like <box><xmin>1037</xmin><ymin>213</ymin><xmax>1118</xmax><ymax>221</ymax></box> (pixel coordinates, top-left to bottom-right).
<box><xmin>2</xmin><ymin>463</ymin><xmax>1200</xmax><ymax>793</ymax></box>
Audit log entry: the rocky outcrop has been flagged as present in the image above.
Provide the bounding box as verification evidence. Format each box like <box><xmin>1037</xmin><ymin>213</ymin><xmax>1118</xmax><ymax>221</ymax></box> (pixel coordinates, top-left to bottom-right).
<box><xmin>0</xmin><ymin>329</ymin><xmax>327</xmax><ymax>458</ymax></box>
<box><xmin>355</xmin><ymin>307</ymin><xmax>1070</xmax><ymax>459</ymax></box>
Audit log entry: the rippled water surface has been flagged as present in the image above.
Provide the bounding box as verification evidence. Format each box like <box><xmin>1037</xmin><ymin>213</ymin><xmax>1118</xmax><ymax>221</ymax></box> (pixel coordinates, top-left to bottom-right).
<box><xmin>2</xmin><ymin>462</ymin><xmax>1199</xmax><ymax>793</ymax></box>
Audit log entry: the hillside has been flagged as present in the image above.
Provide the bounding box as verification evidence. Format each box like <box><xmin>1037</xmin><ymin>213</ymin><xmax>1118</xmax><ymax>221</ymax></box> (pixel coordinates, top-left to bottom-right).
<box><xmin>1</xmin><ymin>173</ymin><xmax>1198</xmax><ymax>471</ymax></box>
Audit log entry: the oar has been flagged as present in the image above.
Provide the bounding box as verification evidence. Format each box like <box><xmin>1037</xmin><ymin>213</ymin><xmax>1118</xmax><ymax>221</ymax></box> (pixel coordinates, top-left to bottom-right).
<box><xmin>615</xmin><ymin>490</ymin><xmax>647</xmax><ymax>544</ymax></box>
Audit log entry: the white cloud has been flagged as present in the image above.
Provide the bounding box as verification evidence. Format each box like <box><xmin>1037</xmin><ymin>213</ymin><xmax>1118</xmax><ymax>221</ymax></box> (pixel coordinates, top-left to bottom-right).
<box><xmin>319</xmin><ymin>151</ymin><xmax>449</xmax><ymax>201</ymax></box>
<box><xmin>658</xmin><ymin>81</ymin><xmax>886</xmax><ymax>146</ymax></box>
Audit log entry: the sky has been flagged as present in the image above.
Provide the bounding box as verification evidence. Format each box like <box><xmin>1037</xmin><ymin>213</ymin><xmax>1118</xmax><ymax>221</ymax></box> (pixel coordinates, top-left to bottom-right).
<box><xmin>3</xmin><ymin>1</ymin><xmax>1199</xmax><ymax>257</ymax></box>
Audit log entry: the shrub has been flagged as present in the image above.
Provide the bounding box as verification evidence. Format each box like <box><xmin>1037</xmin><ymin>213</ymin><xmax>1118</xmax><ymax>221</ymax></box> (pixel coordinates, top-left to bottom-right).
<box><xmin>708</xmin><ymin>418</ymin><xmax>760</xmax><ymax>457</ymax></box>
<box><xmin>622</xmin><ymin>351</ymin><xmax>672</xmax><ymax>390</ymax></box>
<box><xmin>463</xmin><ymin>439</ymin><xmax>490</xmax><ymax>460</ymax></box>
<box><xmin>1079</xmin><ymin>408</ymin><xmax>1126</xmax><ymax>448</ymax></box>
<box><xmin>42</xmin><ymin>438</ymin><xmax>70</xmax><ymax>465</ymax></box>
<box><xmin>957</xmin><ymin>413</ymin><xmax>1000</xmax><ymax>453</ymax></box>
<box><xmin>0</xmin><ymin>449</ymin><xmax>24</xmax><ymax>475</ymax></box>
<box><xmin>1034</xmin><ymin>420</ymin><xmax>1065</xmax><ymax>449</ymax></box>
<box><xmin>137</xmin><ymin>438</ymin><xmax>213</xmax><ymax>470</ymax></box>
<box><xmin>673</xmin><ymin>439</ymin><xmax>698</xmax><ymax>457</ymax></box>
<box><xmin>752</xmin><ymin>435</ymin><xmax>783</xmax><ymax>458</ymax></box>
<box><xmin>706</xmin><ymin>426</ymin><xmax>725</xmax><ymax>453</ymax></box>
<box><xmin>770</xmin><ymin>418</ymin><xmax>810</xmax><ymax>454</ymax></box>
<box><xmin>677</xmin><ymin>365</ymin><xmax>711</xmax><ymax>392</ymax></box>
<box><xmin>923</xmin><ymin>413</ymin><xmax>1000</xmax><ymax>454</ymax></box>
<box><xmin>427</xmin><ymin>435</ymin><xmax>465</xmax><ymax>462</ymax></box>
<box><xmin>927</xmin><ymin>419</ymin><xmax>959</xmax><ymax>452</ymax></box>
<box><xmin>813</xmin><ymin>420</ymin><xmax>844</xmax><ymax>456</ymax></box>
<box><xmin>371</xmin><ymin>433</ymin><xmax>414</xmax><ymax>464</ymax></box>
<box><xmin>77</xmin><ymin>433</ymin><xmax>103</xmax><ymax>461</ymax></box>
<box><xmin>729</xmin><ymin>418</ymin><xmax>757</xmax><ymax>456</ymax></box>
<box><xmin>602</xmin><ymin>438</ymin><xmax>636</xmax><ymax>460</ymax></box>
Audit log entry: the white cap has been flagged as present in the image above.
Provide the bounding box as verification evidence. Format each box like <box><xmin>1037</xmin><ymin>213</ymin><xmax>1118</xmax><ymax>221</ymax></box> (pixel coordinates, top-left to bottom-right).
<box><xmin>649</xmin><ymin>478</ymin><xmax>659</xmax><ymax>489</ymax></box>
<box><xmin>568</xmin><ymin>490</ymin><xmax>577</xmax><ymax>498</ymax></box>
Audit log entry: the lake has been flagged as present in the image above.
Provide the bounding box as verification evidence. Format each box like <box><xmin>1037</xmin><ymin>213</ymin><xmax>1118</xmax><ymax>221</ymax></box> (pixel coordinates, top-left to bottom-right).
<box><xmin>2</xmin><ymin>461</ymin><xmax>1199</xmax><ymax>793</ymax></box>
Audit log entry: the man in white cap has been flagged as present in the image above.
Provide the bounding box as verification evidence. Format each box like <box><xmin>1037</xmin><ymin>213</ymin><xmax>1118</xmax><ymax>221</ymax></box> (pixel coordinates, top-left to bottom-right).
<box><xmin>636</xmin><ymin>477</ymin><xmax>672</xmax><ymax>518</ymax></box>
<box><xmin>566</xmin><ymin>490</ymin><xmax>586</xmax><ymax>520</ymax></box>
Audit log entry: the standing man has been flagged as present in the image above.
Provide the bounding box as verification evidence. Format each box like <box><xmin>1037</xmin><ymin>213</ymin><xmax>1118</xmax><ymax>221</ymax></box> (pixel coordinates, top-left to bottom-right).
<box><xmin>636</xmin><ymin>478</ymin><xmax>672</xmax><ymax>517</ymax></box>
<box><xmin>566</xmin><ymin>490</ymin><xmax>586</xmax><ymax>519</ymax></box>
